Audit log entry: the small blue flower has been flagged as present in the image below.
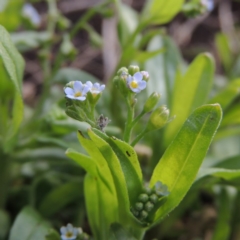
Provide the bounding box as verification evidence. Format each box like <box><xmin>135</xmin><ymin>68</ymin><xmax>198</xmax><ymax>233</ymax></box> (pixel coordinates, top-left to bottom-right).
<box><xmin>60</xmin><ymin>223</ymin><xmax>79</xmax><ymax>240</ymax></box>
<box><xmin>64</xmin><ymin>81</ymin><xmax>90</xmax><ymax>101</ymax></box>
<box><xmin>127</xmin><ymin>72</ymin><xmax>147</xmax><ymax>93</ymax></box>
<box><xmin>201</xmin><ymin>0</ymin><xmax>214</xmax><ymax>11</ymax></box>
<box><xmin>86</xmin><ymin>81</ymin><xmax>105</xmax><ymax>95</ymax></box>
<box><xmin>22</xmin><ymin>3</ymin><xmax>41</xmax><ymax>26</ymax></box>
<box><xmin>154</xmin><ymin>181</ymin><xmax>170</xmax><ymax>197</ymax></box>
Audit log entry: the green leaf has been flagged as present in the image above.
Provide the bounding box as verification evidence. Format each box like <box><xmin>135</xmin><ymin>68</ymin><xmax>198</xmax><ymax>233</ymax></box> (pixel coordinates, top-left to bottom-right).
<box><xmin>215</xmin><ymin>33</ymin><xmax>233</xmax><ymax>73</ymax></box>
<box><xmin>0</xmin><ymin>25</ymin><xmax>25</xmax><ymax>152</ymax></box>
<box><xmin>0</xmin><ymin>0</ymin><xmax>23</xmax><ymax>31</ymax></box>
<box><xmin>76</xmin><ymin>131</ymin><xmax>116</xmax><ymax>195</ymax></box>
<box><xmin>9</xmin><ymin>206</ymin><xmax>51</xmax><ymax>240</ymax></box>
<box><xmin>221</xmin><ymin>105</ymin><xmax>240</xmax><ymax>127</ymax></box>
<box><xmin>195</xmin><ymin>168</ymin><xmax>240</xmax><ymax>187</ymax></box>
<box><xmin>84</xmin><ymin>174</ymin><xmax>118</xmax><ymax>240</ymax></box>
<box><xmin>52</xmin><ymin>67</ymin><xmax>99</xmax><ymax>84</ymax></box>
<box><xmin>214</xmin><ymin>155</ymin><xmax>240</xmax><ymax>169</ymax></box>
<box><xmin>150</xmin><ymin>104</ymin><xmax>222</xmax><ymax>223</ymax></box>
<box><xmin>38</xmin><ymin>181</ymin><xmax>83</xmax><ymax>217</ymax></box>
<box><xmin>141</xmin><ymin>0</ymin><xmax>184</xmax><ymax>25</ymax></box>
<box><xmin>83</xmin><ymin>130</ymin><xmax>130</xmax><ymax>221</ymax></box>
<box><xmin>109</xmin><ymin>223</ymin><xmax>138</xmax><ymax>240</ymax></box>
<box><xmin>92</xmin><ymin>129</ymin><xmax>143</xmax><ymax>204</ymax></box>
<box><xmin>215</xmin><ymin>126</ymin><xmax>240</xmax><ymax>141</ymax></box>
<box><xmin>208</xmin><ymin>79</ymin><xmax>240</xmax><ymax>111</ymax></box>
<box><xmin>212</xmin><ymin>188</ymin><xmax>233</xmax><ymax>240</ymax></box>
<box><xmin>164</xmin><ymin>53</ymin><xmax>215</xmax><ymax>146</ymax></box>
<box><xmin>117</xmin><ymin>4</ymin><xmax>139</xmax><ymax>46</ymax></box>
<box><xmin>84</xmin><ymin>129</ymin><xmax>142</xmax><ymax>227</ymax></box>
<box><xmin>11</xmin><ymin>31</ymin><xmax>51</xmax><ymax>52</ymax></box>
<box><xmin>145</xmin><ymin>34</ymin><xmax>182</xmax><ymax>106</ymax></box>
<box><xmin>66</xmin><ymin>148</ymin><xmax>97</xmax><ymax>176</ymax></box>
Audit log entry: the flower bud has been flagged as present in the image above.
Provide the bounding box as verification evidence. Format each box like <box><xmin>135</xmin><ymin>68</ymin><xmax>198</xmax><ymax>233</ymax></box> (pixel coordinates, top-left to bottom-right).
<box><xmin>143</xmin><ymin>92</ymin><xmax>160</xmax><ymax>113</ymax></box>
<box><xmin>146</xmin><ymin>105</ymin><xmax>170</xmax><ymax>132</ymax></box>
<box><xmin>144</xmin><ymin>201</ymin><xmax>154</xmax><ymax>212</ymax></box>
<box><xmin>117</xmin><ymin>67</ymin><xmax>128</xmax><ymax>77</ymax></box>
<box><xmin>138</xmin><ymin>193</ymin><xmax>149</xmax><ymax>203</ymax></box>
<box><xmin>143</xmin><ymin>186</ymin><xmax>152</xmax><ymax>195</ymax></box>
<box><xmin>113</xmin><ymin>76</ymin><xmax>129</xmax><ymax>97</ymax></box>
<box><xmin>128</xmin><ymin>65</ymin><xmax>140</xmax><ymax>75</ymax></box>
<box><xmin>141</xmin><ymin>71</ymin><xmax>150</xmax><ymax>81</ymax></box>
<box><xmin>60</xmin><ymin>34</ymin><xmax>77</xmax><ymax>58</ymax></box>
<box><xmin>140</xmin><ymin>210</ymin><xmax>148</xmax><ymax>219</ymax></box>
<box><xmin>135</xmin><ymin>202</ymin><xmax>144</xmax><ymax>211</ymax></box>
<box><xmin>149</xmin><ymin>194</ymin><xmax>158</xmax><ymax>203</ymax></box>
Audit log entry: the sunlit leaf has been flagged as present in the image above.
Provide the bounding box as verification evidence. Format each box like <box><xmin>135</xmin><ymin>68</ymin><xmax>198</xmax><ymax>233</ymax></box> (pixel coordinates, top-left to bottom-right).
<box><xmin>150</xmin><ymin>104</ymin><xmax>222</xmax><ymax>223</ymax></box>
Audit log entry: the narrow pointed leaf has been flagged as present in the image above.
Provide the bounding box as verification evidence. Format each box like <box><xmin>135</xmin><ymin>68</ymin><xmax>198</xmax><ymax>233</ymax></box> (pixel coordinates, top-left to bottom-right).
<box><xmin>66</xmin><ymin>148</ymin><xmax>97</xmax><ymax>176</ymax></box>
<box><xmin>208</xmin><ymin>79</ymin><xmax>240</xmax><ymax>111</ymax></box>
<box><xmin>150</xmin><ymin>104</ymin><xmax>222</xmax><ymax>222</ymax></box>
<box><xmin>92</xmin><ymin>128</ymin><xmax>143</xmax><ymax>203</ymax></box>
<box><xmin>164</xmin><ymin>54</ymin><xmax>215</xmax><ymax>146</ymax></box>
<box><xmin>76</xmin><ymin>131</ymin><xmax>115</xmax><ymax>195</ymax></box>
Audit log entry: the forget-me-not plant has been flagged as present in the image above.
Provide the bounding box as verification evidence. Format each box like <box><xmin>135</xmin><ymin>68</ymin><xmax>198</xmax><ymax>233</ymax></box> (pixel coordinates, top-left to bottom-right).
<box><xmin>60</xmin><ymin>223</ymin><xmax>79</xmax><ymax>240</ymax></box>
<box><xmin>64</xmin><ymin>81</ymin><xmax>90</xmax><ymax>101</ymax></box>
<box><xmin>127</xmin><ymin>72</ymin><xmax>147</xmax><ymax>93</ymax></box>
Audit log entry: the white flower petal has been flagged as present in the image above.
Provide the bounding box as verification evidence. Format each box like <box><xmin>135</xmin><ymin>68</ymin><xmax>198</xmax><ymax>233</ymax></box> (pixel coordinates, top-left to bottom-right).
<box><xmin>60</xmin><ymin>227</ymin><xmax>67</xmax><ymax>235</ymax></box>
<box><xmin>82</xmin><ymin>85</ymin><xmax>90</xmax><ymax>95</ymax></box>
<box><xmin>73</xmin><ymin>81</ymin><xmax>83</xmax><ymax>92</ymax></box>
<box><xmin>131</xmin><ymin>88</ymin><xmax>141</xmax><ymax>93</ymax></box>
<box><xmin>100</xmin><ymin>85</ymin><xmax>105</xmax><ymax>91</ymax></box>
<box><xmin>85</xmin><ymin>81</ymin><xmax>93</xmax><ymax>88</ymax></box>
<box><xmin>133</xmin><ymin>72</ymin><xmax>143</xmax><ymax>82</ymax></box>
<box><xmin>75</xmin><ymin>96</ymin><xmax>86</xmax><ymax>101</ymax></box>
<box><xmin>73</xmin><ymin>228</ymin><xmax>79</xmax><ymax>236</ymax></box>
<box><xmin>127</xmin><ymin>76</ymin><xmax>132</xmax><ymax>84</ymax></box>
<box><xmin>66</xmin><ymin>223</ymin><xmax>74</xmax><ymax>232</ymax></box>
<box><xmin>66</xmin><ymin>94</ymin><xmax>76</xmax><ymax>99</ymax></box>
<box><xmin>138</xmin><ymin>81</ymin><xmax>146</xmax><ymax>90</ymax></box>
<box><xmin>64</xmin><ymin>87</ymin><xmax>74</xmax><ymax>96</ymax></box>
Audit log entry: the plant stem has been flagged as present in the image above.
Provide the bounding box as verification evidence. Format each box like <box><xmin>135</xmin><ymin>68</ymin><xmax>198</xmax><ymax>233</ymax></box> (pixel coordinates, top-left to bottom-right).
<box><xmin>123</xmin><ymin>97</ymin><xmax>134</xmax><ymax>143</ymax></box>
<box><xmin>131</xmin><ymin>129</ymin><xmax>147</xmax><ymax>147</ymax></box>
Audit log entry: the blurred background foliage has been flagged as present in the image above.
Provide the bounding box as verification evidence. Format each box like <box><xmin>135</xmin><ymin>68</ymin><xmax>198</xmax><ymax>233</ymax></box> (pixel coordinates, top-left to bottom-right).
<box><xmin>0</xmin><ymin>0</ymin><xmax>240</xmax><ymax>239</ymax></box>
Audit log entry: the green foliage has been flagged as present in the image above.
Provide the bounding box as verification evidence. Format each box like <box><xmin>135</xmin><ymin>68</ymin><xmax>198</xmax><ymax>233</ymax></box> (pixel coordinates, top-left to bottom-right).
<box><xmin>9</xmin><ymin>206</ymin><xmax>51</xmax><ymax>240</ymax></box>
<box><xmin>0</xmin><ymin>25</ymin><xmax>25</xmax><ymax>152</ymax></box>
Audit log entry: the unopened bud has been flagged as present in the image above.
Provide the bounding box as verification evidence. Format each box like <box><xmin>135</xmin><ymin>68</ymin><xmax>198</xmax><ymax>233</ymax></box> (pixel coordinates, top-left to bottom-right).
<box><xmin>113</xmin><ymin>76</ymin><xmax>129</xmax><ymax>97</ymax></box>
<box><xmin>146</xmin><ymin>106</ymin><xmax>170</xmax><ymax>132</ymax></box>
<box><xmin>141</xmin><ymin>71</ymin><xmax>150</xmax><ymax>81</ymax></box>
<box><xmin>60</xmin><ymin>34</ymin><xmax>76</xmax><ymax>57</ymax></box>
<box><xmin>128</xmin><ymin>65</ymin><xmax>140</xmax><ymax>75</ymax></box>
<box><xmin>143</xmin><ymin>92</ymin><xmax>160</xmax><ymax>113</ymax></box>
<box><xmin>145</xmin><ymin>201</ymin><xmax>154</xmax><ymax>212</ymax></box>
<box><xmin>140</xmin><ymin>210</ymin><xmax>148</xmax><ymax>219</ymax></box>
<box><xmin>117</xmin><ymin>67</ymin><xmax>128</xmax><ymax>77</ymax></box>
<box><xmin>149</xmin><ymin>194</ymin><xmax>158</xmax><ymax>203</ymax></box>
<box><xmin>138</xmin><ymin>193</ymin><xmax>149</xmax><ymax>203</ymax></box>
<box><xmin>135</xmin><ymin>202</ymin><xmax>144</xmax><ymax>211</ymax></box>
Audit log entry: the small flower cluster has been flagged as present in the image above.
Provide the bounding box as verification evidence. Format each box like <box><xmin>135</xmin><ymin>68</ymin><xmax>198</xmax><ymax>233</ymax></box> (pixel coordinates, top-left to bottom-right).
<box><xmin>60</xmin><ymin>223</ymin><xmax>80</xmax><ymax>240</ymax></box>
<box><xmin>60</xmin><ymin>223</ymin><xmax>89</xmax><ymax>240</ymax></box>
<box><xmin>131</xmin><ymin>181</ymin><xmax>170</xmax><ymax>222</ymax></box>
<box><xmin>182</xmin><ymin>0</ymin><xmax>214</xmax><ymax>18</ymax></box>
<box><xmin>63</xmin><ymin>80</ymin><xmax>105</xmax><ymax>128</ymax></box>
<box><xmin>114</xmin><ymin>65</ymin><xmax>149</xmax><ymax>96</ymax></box>
<box><xmin>64</xmin><ymin>80</ymin><xmax>105</xmax><ymax>101</ymax></box>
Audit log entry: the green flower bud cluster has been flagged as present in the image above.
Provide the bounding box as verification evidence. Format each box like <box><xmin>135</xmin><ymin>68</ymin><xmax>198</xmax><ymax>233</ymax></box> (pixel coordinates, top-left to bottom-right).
<box><xmin>182</xmin><ymin>0</ymin><xmax>213</xmax><ymax>18</ymax></box>
<box><xmin>64</xmin><ymin>80</ymin><xmax>105</xmax><ymax>129</ymax></box>
<box><xmin>131</xmin><ymin>181</ymin><xmax>170</xmax><ymax>222</ymax></box>
<box><xmin>114</xmin><ymin>65</ymin><xmax>149</xmax><ymax>97</ymax></box>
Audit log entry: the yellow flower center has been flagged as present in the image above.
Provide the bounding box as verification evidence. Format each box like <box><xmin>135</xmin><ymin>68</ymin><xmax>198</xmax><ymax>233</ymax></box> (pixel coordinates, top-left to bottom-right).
<box><xmin>130</xmin><ymin>81</ymin><xmax>138</xmax><ymax>89</ymax></box>
<box><xmin>74</xmin><ymin>91</ymin><xmax>82</xmax><ymax>97</ymax></box>
<box><xmin>66</xmin><ymin>232</ymin><xmax>73</xmax><ymax>237</ymax></box>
